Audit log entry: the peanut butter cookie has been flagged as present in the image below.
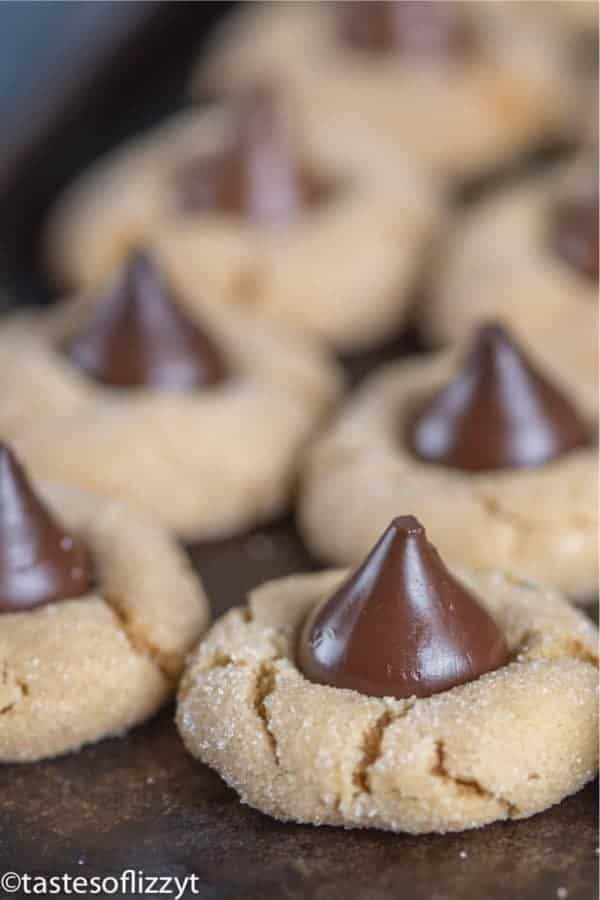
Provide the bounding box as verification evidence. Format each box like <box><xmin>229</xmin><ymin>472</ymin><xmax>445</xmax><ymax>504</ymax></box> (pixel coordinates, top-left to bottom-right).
<box><xmin>0</xmin><ymin>253</ymin><xmax>341</xmax><ymax>539</ymax></box>
<box><xmin>44</xmin><ymin>89</ymin><xmax>442</xmax><ymax>350</ymax></box>
<box><xmin>177</xmin><ymin>518</ymin><xmax>597</xmax><ymax>833</ymax></box>
<box><xmin>0</xmin><ymin>446</ymin><xmax>208</xmax><ymax>763</ymax></box>
<box><xmin>299</xmin><ymin>325</ymin><xmax>597</xmax><ymax>596</ymax></box>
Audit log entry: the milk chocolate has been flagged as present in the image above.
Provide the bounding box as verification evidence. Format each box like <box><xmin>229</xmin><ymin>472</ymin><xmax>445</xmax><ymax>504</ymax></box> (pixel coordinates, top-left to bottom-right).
<box><xmin>0</xmin><ymin>445</ymin><xmax>93</xmax><ymax>612</ymax></box>
<box><xmin>298</xmin><ymin>516</ymin><xmax>509</xmax><ymax>699</ymax></box>
<box><xmin>408</xmin><ymin>324</ymin><xmax>590</xmax><ymax>471</ymax></box>
<box><xmin>64</xmin><ymin>252</ymin><xmax>227</xmax><ymax>391</ymax></box>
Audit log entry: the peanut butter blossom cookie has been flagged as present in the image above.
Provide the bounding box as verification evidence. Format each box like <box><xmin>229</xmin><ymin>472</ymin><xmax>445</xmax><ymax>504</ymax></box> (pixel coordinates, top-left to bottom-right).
<box><xmin>0</xmin><ymin>252</ymin><xmax>341</xmax><ymax>539</ymax></box>
<box><xmin>177</xmin><ymin>516</ymin><xmax>598</xmax><ymax>834</ymax></box>
<box><xmin>423</xmin><ymin>157</ymin><xmax>598</xmax><ymax>420</ymax></box>
<box><xmin>192</xmin><ymin>1</ymin><xmax>572</xmax><ymax>181</ymax></box>
<box><xmin>0</xmin><ymin>445</ymin><xmax>208</xmax><ymax>763</ymax></box>
<box><xmin>300</xmin><ymin>324</ymin><xmax>596</xmax><ymax>596</ymax></box>
<box><xmin>44</xmin><ymin>86</ymin><xmax>441</xmax><ymax>350</ymax></box>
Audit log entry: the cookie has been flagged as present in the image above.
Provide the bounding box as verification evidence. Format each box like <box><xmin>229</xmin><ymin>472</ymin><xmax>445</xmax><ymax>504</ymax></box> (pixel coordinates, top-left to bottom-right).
<box><xmin>44</xmin><ymin>88</ymin><xmax>442</xmax><ymax>350</ymax></box>
<box><xmin>0</xmin><ymin>252</ymin><xmax>342</xmax><ymax>539</ymax></box>
<box><xmin>0</xmin><ymin>445</ymin><xmax>209</xmax><ymax>763</ymax></box>
<box><xmin>299</xmin><ymin>325</ymin><xmax>597</xmax><ymax>596</ymax></box>
<box><xmin>192</xmin><ymin>2</ymin><xmax>573</xmax><ymax>181</ymax></box>
<box><xmin>422</xmin><ymin>155</ymin><xmax>598</xmax><ymax>418</ymax></box>
<box><xmin>177</xmin><ymin>517</ymin><xmax>598</xmax><ymax>834</ymax></box>
<box><xmin>517</xmin><ymin>1</ymin><xmax>599</xmax><ymax>38</ymax></box>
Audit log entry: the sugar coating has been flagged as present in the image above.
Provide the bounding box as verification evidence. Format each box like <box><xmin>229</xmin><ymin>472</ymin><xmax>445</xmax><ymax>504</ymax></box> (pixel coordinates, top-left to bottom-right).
<box><xmin>298</xmin><ymin>351</ymin><xmax>597</xmax><ymax>597</ymax></box>
<box><xmin>176</xmin><ymin>568</ymin><xmax>598</xmax><ymax>834</ymax></box>
<box><xmin>0</xmin><ymin>483</ymin><xmax>209</xmax><ymax>762</ymax></box>
<box><xmin>43</xmin><ymin>105</ymin><xmax>442</xmax><ymax>351</ymax></box>
<box><xmin>191</xmin><ymin>2</ymin><xmax>574</xmax><ymax>181</ymax></box>
<box><xmin>0</xmin><ymin>298</ymin><xmax>341</xmax><ymax>539</ymax></box>
<box><xmin>422</xmin><ymin>155</ymin><xmax>598</xmax><ymax>421</ymax></box>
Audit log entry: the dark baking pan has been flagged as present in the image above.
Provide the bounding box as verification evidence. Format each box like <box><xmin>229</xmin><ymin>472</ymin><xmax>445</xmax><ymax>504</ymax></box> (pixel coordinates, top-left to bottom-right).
<box><xmin>0</xmin><ymin>4</ymin><xmax>597</xmax><ymax>900</ymax></box>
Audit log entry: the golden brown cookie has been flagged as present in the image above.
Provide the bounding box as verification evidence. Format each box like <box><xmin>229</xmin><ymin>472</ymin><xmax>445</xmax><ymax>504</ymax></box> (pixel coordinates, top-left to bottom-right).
<box><xmin>422</xmin><ymin>156</ymin><xmax>598</xmax><ymax>418</ymax></box>
<box><xmin>43</xmin><ymin>97</ymin><xmax>442</xmax><ymax>350</ymax></box>
<box><xmin>0</xmin><ymin>462</ymin><xmax>209</xmax><ymax>763</ymax></box>
<box><xmin>176</xmin><ymin>564</ymin><xmax>598</xmax><ymax>834</ymax></box>
<box><xmin>0</xmin><ymin>255</ymin><xmax>342</xmax><ymax>539</ymax></box>
<box><xmin>299</xmin><ymin>331</ymin><xmax>597</xmax><ymax>597</ymax></box>
<box><xmin>192</xmin><ymin>2</ymin><xmax>573</xmax><ymax>181</ymax></box>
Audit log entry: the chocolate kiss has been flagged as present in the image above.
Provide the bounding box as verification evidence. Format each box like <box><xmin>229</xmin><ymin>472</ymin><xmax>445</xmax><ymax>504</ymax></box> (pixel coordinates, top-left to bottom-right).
<box><xmin>298</xmin><ymin>516</ymin><xmax>508</xmax><ymax>699</ymax></box>
<box><xmin>0</xmin><ymin>445</ymin><xmax>93</xmax><ymax>613</ymax></box>
<box><xmin>408</xmin><ymin>324</ymin><xmax>590</xmax><ymax>472</ymax></box>
<box><xmin>177</xmin><ymin>85</ymin><xmax>325</xmax><ymax>227</ymax></box>
<box><xmin>339</xmin><ymin>0</ymin><xmax>469</xmax><ymax>58</ymax></box>
<box><xmin>554</xmin><ymin>194</ymin><xmax>599</xmax><ymax>281</ymax></box>
<box><xmin>64</xmin><ymin>252</ymin><xmax>228</xmax><ymax>390</ymax></box>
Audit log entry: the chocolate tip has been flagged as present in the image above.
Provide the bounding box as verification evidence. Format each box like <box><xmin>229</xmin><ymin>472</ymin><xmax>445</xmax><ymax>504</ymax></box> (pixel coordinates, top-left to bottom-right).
<box><xmin>237</xmin><ymin>82</ymin><xmax>284</xmax><ymax>135</ymax></box>
<box><xmin>389</xmin><ymin>515</ymin><xmax>425</xmax><ymax>536</ymax></box>
<box><xmin>126</xmin><ymin>246</ymin><xmax>152</xmax><ymax>266</ymax></box>
<box><xmin>245</xmin><ymin>80</ymin><xmax>278</xmax><ymax>104</ymax></box>
<box><xmin>122</xmin><ymin>248</ymin><xmax>157</xmax><ymax>282</ymax></box>
<box><xmin>473</xmin><ymin>321</ymin><xmax>512</xmax><ymax>347</ymax></box>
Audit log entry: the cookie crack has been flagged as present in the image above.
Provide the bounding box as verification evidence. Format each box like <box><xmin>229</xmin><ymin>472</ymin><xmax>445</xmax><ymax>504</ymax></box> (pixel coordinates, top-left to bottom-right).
<box><xmin>566</xmin><ymin>639</ymin><xmax>598</xmax><ymax>668</ymax></box>
<box><xmin>196</xmin><ymin>650</ymin><xmax>251</xmax><ymax>674</ymax></box>
<box><xmin>477</xmin><ymin>490</ymin><xmax>594</xmax><ymax>539</ymax></box>
<box><xmin>253</xmin><ymin>661</ymin><xmax>280</xmax><ymax>764</ymax></box>
<box><xmin>209</xmin><ymin>651</ymin><xmax>237</xmax><ymax>669</ymax></box>
<box><xmin>511</xmin><ymin>629</ymin><xmax>541</xmax><ymax>661</ymax></box>
<box><xmin>102</xmin><ymin>595</ymin><xmax>173</xmax><ymax>687</ymax></box>
<box><xmin>0</xmin><ymin>663</ymin><xmax>29</xmax><ymax>715</ymax></box>
<box><xmin>178</xmin><ymin>652</ymin><xmax>247</xmax><ymax>707</ymax></box>
<box><xmin>513</xmin><ymin>630</ymin><xmax>598</xmax><ymax>667</ymax></box>
<box><xmin>352</xmin><ymin>703</ymin><xmax>415</xmax><ymax>796</ymax></box>
<box><xmin>431</xmin><ymin>740</ymin><xmax>519</xmax><ymax>817</ymax></box>
<box><xmin>476</xmin><ymin>492</ymin><xmax>533</xmax><ymax>535</ymax></box>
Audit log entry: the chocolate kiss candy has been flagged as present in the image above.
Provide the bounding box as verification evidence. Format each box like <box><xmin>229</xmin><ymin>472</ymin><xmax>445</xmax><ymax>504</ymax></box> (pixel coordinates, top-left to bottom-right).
<box><xmin>64</xmin><ymin>252</ymin><xmax>228</xmax><ymax>390</ymax></box>
<box><xmin>298</xmin><ymin>516</ymin><xmax>508</xmax><ymax>699</ymax></box>
<box><xmin>408</xmin><ymin>324</ymin><xmax>590</xmax><ymax>471</ymax></box>
<box><xmin>554</xmin><ymin>194</ymin><xmax>599</xmax><ymax>281</ymax></box>
<box><xmin>339</xmin><ymin>0</ymin><xmax>469</xmax><ymax>58</ymax></box>
<box><xmin>0</xmin><ymin>445</ymin><xmax>93</xmax><ymax>612</ymax></box>
<box><xmin>177</xmin><ymin>85</ymin><xmax>324</xmax><ymax>226</ymax></box>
